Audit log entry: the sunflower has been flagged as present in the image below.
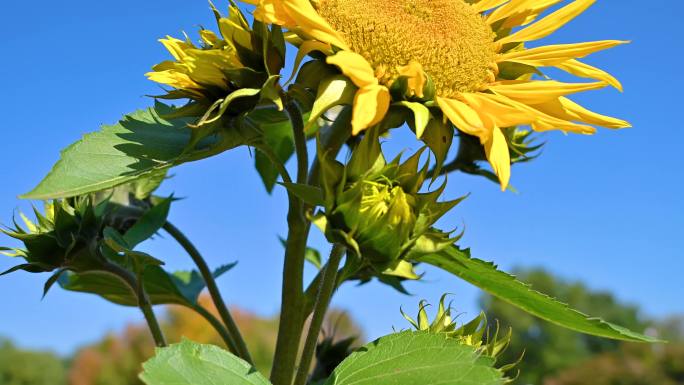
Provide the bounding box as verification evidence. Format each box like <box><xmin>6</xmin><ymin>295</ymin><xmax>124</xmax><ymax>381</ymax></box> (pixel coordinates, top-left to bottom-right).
<box><xmin>242</xmin><ymin>0</ymin><xmax>629</xmax><ymax>189</ymax></box>
<box><xmin>146</xmin><ymin>2</ymin><xmax>285</xmax><ymax>122</ymax></box>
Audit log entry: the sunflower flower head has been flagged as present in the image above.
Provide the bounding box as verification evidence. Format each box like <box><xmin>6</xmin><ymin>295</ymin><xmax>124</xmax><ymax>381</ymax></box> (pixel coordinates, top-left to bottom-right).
<box><xmin>312</xmin><ymin>128</ymin><xmax>463</xmax><ymax>273</ymax></box>
<box><xmin>147</xmin><ymin>2</ymin><xmax>286</xmax><ymax>122</ymax></box>
<box><xmin>248</xmin><ymin>0</ymin><xmax>630</xmax><ymax>190</ymax></box>
<box><xmin>313</xmin><ymin>0</ymin><xmax>497</xmax><ymax>98</ymax></box>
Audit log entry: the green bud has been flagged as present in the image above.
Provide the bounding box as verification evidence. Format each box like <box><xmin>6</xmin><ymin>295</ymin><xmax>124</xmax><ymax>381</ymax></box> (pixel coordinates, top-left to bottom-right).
<box><xmin>1</xmin><ymin>198</ymin><xmax>108</xmax><ymax>275</ymax></box>
<box><xmin>401</xmin><ymin>294</ymin><xmax>514</xmax><ymax>361</ymax></box>
<box><xmin>316</xmin><ymin>127</ymin><xmax>463</xmax><ymax>271</ymax></box>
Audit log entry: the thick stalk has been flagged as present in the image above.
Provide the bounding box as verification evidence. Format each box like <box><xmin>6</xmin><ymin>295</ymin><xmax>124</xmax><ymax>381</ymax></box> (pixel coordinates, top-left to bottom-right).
<box><xmin>101</xmin><ymin>262</ymin><xmax>167</xmax><ymax>347</ymax></box>
<box><xmin>162</xmin><ymin>222</ymin><xmax>253</xmax><ymax>364</ymax></box>
<box><xmin>293</xmin><ymin>244</ymin><xmax>346</xmax><ymax>385</ymax></box>
<box><xmin>270</xmin><ymin>98</ymin><xmax>310</xmax><ymax>385</ymax></box>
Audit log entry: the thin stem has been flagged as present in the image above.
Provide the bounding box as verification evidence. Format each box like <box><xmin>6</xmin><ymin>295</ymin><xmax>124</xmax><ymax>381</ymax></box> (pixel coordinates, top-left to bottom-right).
<box><xmin>293</xmin><ymin>244</ymin><xmax>346</xmax><ymax>385</ymax></box>
<box><xmin>162</xmin><ymin>222</ymin><xmax>253</xmax><ymax>364</ymax></box>
<box><xmin>192</xmin><ymin>304</ymin><xmax>240</xmax><ymax>354</ymax></box>
<box><xmin>271</xmin><ymin>97</ymin><xmax>310</xmax><ymax>385</ymax></box>
<box><xmin>101</xmin><ymin>262</ymin><xmax>167</xmax><ymax>347</ymax></box>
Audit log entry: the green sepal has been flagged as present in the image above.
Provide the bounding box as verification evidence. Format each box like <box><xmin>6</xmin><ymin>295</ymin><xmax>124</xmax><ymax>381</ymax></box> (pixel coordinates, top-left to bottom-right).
<box><xmin>305</xmin><ymin>75</ymin><xmax>357</xmax><ymax>134</ymax></box>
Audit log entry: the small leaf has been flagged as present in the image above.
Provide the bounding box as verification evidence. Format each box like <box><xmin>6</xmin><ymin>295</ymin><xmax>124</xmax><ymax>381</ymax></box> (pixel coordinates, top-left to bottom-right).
<box><xmin>280</xmin><ymin>183</ymin><xmax>325</xmax><ymax>207</ymax></box>
<box><xmin>305</xmin><ymin>247</ymin><xmax>322</xmax><ymax>270</ymax></box>
<box><xmin>324</xmin><ymin>331</ymin><xmax>504</xmax><ymax>385</ymax></box>
<box><xmin>421</xmin><ymin>118</ymin><xmax>454</xmax><ymax>180</ymax></box>
<box><xmin>42</xmin><ymin>268</ymin><xmax>67</xmax><ymax>299</ymax></box>
<box><xmin>213</xmin><ymin>262</ymin><xmax>238</xmax><ymax>279</ymax></box>
<box><xmin>140</xmin><ymin>340</ymin><xmax>271</xmax><ymax>385</ymax></box>
<box><xmin>245</xmin><ymin>108</ymin><xmax>295</xmax><ymax>193</ymax></box>
<box><xmin>415</xmin><ymin>245</ymin><xmax>661</xmax><ymax>343</ymax></box>
<box><xmin>123</xmin><ymin>197</ymin><xmax>173</xmax><ymax>248</ymax></box>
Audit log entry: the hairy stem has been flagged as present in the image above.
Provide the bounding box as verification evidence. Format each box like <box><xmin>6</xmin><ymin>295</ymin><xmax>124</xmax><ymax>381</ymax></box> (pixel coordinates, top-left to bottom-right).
<box><xmin>163</xmin><ymin>222</ymin><xmax>253</xmax><ymax>364</ymax></box>
<box><xmin>271</xmin><ymin>98</ymin><xmax>310</xmax><ymax>385</ymax></box>
<box><xmin>101</xmin><ymin>262</ymin><xmax>167</xmax><ymax>347</ymax></box>
<box><xmin>293</xmin><ymin>244</ymin><xmax>346</xmax><ymax>385</ymax></box>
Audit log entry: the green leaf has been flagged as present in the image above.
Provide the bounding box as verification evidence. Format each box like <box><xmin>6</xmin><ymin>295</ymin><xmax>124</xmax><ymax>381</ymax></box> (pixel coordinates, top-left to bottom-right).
<box><xmin>58</xmin><ymin>263</ymin><xmax>235</xmax><ymax>307</ymax></box>
<box><xmin>245</xmin><ymin>108</ymin><xmax>295</xmax><ymax>193</ymax></box>
<box><xmin>416</xmin><ymin>245</ymin><xmax>661</xmax><ymax>343</ymax></box>
<box><xmin>22</xmin><ymin>103</ymin><xmax>246</xmax><ymax>200</ymax></box>
<box><xmin>279</xmin><ymin>182</ymin><xmax>324</xmax><ymax>206</ymax></box>
<box><xmin>59</xmin><ymin>267</ymin><xmax>183</xmax><ymax>306</ymax></box>
<box><xmin>324</xmin><ymin>331</ymin><xmax>504</xmax><ymax>385</ymax></box>
<box><xmin>123</xmin><ymin>197</ymin><xmax>172</xmax><ymax>248</ymax></box>
<box><xmin>140</xmin><ymin>340</ymin><xmax>271</xmax><ymax>385</ymax></box>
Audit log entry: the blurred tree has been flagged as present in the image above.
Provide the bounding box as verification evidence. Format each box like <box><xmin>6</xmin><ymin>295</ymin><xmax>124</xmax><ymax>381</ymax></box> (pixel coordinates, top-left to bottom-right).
<box><xmin>544</xmin><ymin>342</ymin><xmax>684</xmax><ymax>385</ymax></box>
<box><xmin>0</xmin><ymin>339</ymin><xmax>66</xmax><ymax>385</ymax></box>
<box><xmin>68</xmin><ymin>295</ymin><xmax>363</xmax><ymax>384</ymax></box>
<box><xmin>480</xmin><ymin>268</ymin><xmax>651</xmax><ymax>385</ymax></box>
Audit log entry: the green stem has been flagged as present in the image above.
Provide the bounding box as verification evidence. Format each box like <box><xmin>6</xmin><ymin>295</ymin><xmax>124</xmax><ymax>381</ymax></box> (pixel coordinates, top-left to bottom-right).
<box><xmin>293</xmin><ymin>244</ymin><xmax>346</xmax><ymax>385</ymax></box>
<box><xmin>271</xmin><ymin>97</ymin><xmax>310</xmax><ymax>385</ymax></box>
<box><xmin>192</xmin><ymin>304</ymin><xmax>240</xmax><ymax>354</ymax></box>
<box><xmin>162</xmin><ymin>222</ymin><xmax>253</xmax><ymax>364</ymax></box>
<box><xmin>101</xmin><ymin>262</ymin><xmax>167</xmax><ymax>347</ymax></box>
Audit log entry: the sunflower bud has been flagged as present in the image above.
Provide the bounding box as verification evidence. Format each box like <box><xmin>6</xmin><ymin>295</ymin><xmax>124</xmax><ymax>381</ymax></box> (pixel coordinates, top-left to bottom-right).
<box><xmin>145</xmin><ymin>2</ymin><xmax>286</xmax><ymax>123</ymax></box>
<box><xmin>1</xmin><ymin>198</ymin><xmax>109</xmax><ymax>275</ymax></box>
<box><xmin>314</xmin><ymin>128</ymin><xmax>463</xmax><ymax>272</ymax></box>
<box><xmin>401</xmin><ymin>294</ymin><xmax>513</xmax><ymax>360</ymax></box>
<box><xmin>1</xmin><ymin>194</ymin><xmax>167</xmax><ymax>278</ymax></box>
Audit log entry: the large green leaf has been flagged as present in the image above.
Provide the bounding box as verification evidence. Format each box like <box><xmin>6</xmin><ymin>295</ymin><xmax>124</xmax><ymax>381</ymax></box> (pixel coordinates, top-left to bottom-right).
<box><xmin>22</xmin><ymin>103</ymin><xmax>249</xmax><ymax>200</ymax></box>
<box><xmin>140</xmin><ymin>340</ymin><xmax>271</xmax><ymax>385</ymax></box>
<box><xmin>324</xmin><ymin>331</ymin><xmax>504</xmax><ymax>385</ymax></box>
<box><xmin>415</xmin><ymin>245</ymin><xmax>660</xmax><ymax>343</ymax></box>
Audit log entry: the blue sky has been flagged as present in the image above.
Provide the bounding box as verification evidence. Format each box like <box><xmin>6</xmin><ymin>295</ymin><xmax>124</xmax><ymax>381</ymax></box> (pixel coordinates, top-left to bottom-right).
<box><xmin>0</xmin><ymin>0</ymin><xmax>682</xmax><ymax>355</ymax></box>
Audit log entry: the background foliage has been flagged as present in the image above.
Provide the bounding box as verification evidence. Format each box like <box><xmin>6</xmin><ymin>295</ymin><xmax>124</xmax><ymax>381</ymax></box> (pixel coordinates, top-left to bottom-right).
<box><xmin>3</xmin><ymin>270</ymin><xmax>680</xmax><ymax>385</ymax></box>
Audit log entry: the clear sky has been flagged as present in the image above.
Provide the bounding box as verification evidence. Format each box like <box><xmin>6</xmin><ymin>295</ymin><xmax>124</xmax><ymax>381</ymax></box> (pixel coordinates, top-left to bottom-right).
<box><xmin>0</xmin><ymin>0</ymin><xmax>682</xmax><ymax>356</ymax></box>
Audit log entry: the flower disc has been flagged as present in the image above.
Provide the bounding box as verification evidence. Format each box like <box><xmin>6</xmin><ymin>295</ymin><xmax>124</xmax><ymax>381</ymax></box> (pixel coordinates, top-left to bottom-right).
<box><xmin>313</xmin><ymin>0</ymin><xmax>497</xmax><ymax>97</ymax></box>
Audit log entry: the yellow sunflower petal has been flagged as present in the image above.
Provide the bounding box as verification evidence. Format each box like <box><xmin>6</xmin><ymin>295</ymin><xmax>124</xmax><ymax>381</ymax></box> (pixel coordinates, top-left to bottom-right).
<box><xmin>436</xmin><ymin>96</ymin><xmax>488</xmax><ymax>141</ymax></box>
<box><xmin>397</xmin><ymin>60</ymin><xmax>427</xmax><ymax>98</ymax></box>
<box><xmin>472</xmin><ymin>0</ymin><xmax>510</xmax><ymax>13</ymax></box>
<box><xmin>555</xmin><ymin>59</ymin><xmax>624</xmax><ymax>91</ymax></box>
<box><xmin>242</xmin><ymin>0</ymin><xmax>296</xmax><ymax>26</ymax></box>
<box><xmin>159</xmin><ymin>36</ymin><xmax>195</xmax><ymax>61</ymax></box>
<box><xmin>532</xmin><ymin>97</ymin><xmax>630</xmax><ymax>129</ymax></box>
<box><xmin>497</xmin><ymin>40</ymin><xmax>628</xmax><ymax>67</ymax></box>
<box><xmin>532</xmin><ymin>115</ymin><xmax>596</xmax><ymax>134</ymax></box>
<box><xmin>146</xmin><ymin>70</ymin><xmax>199</xmax><ymax>90</ymax></box>
<box><xmin>246</xmin><ymin>0</ymin><xmax>349</xmax><ymax>49</ymax></box>
<box><xmin>497</xmin><ymin>0</ymin><xmax>595</xmax><ymax>45</ymax></box>
<box><xmin>327</xmin><ymin>51</ymin><xmax>378</xmax><ymax>89</ymax></box>
<box><xmin>351</xmin><ymin>85</ymin><xmax>390</xmax><ymax>135</ymax></box>
<box><xmin>484</xmin><ymin>126</ymin><xmax>511</xmax><ymax>191</ymax></box>
<box><xmin>460</xmin><ymin>92</ymin><xmax>536</xmax><ymax>128</ymax></box>
<box><xmin>488</xmin><ymin>0</ymin><xmax>562</xmax><ymax>28</ymax></box>
<box><xmin>489</xmin><ymin>80</ymin><xmax>607</xmax><ymax>104</ymax></box>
